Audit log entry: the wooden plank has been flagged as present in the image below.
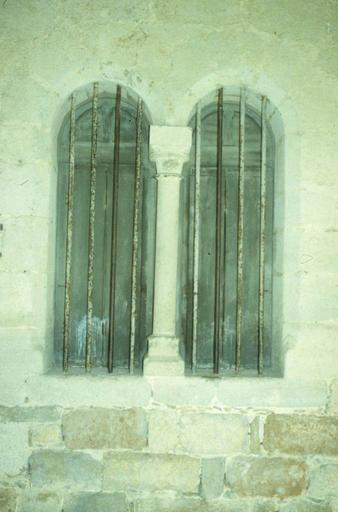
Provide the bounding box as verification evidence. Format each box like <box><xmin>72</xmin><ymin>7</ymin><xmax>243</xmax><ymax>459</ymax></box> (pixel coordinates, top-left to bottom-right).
<box><xmin>235</xmin><ymin>89</ymin><xmax>246</xmax><ymax>372</ymax></box>
<box><xmin>63</xmin><ymin>92</ymin><xmax>76</xmax><ymax>372</ymax></box>
<box><xmin>258</xmin><ymin>96</ymin><xmax>267</xmax><ymax>374</ymax></box>
<box><xmin>85</xmin><ymin>82</ymin><xmax>99</xmax><ymax>370</ymax></box>
<box><xmin>129</xmin><ymin>99</ymin><xmax>143</xmax><ymax>374</ymax></box>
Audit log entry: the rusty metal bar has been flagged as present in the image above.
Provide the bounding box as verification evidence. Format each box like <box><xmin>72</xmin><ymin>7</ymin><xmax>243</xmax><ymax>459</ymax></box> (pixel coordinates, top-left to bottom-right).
<box><xmin>235</xmin><ymin>88</ymin><xmax>246</xmax><ymax>372</ymax></box>
<box><xmin>129</xmin><ymin>98</ymin><xmax>143</xmax><ymax>374</ymax></box>
<box><xmin>258</xmin><ymin>96</ymin><xmax>267</xmax><ymax>375</ymax></box>
<box><xmin>107</xmin><ymin>84</ymin><xmax>122</xmax><ymax>373</ymax></box>
<box><xmin>63</xmin><ymin>92</ymin><xmax>76</xmax><ymax>372</ymax></box>
<box><xmin>100</xmin><ymin>169</ymin><xmax>109</xmax><ymax>347</ymax></box>
<box><xmin>192</xmin><ymin>103</ymin><xmax>201</xmax><ymax>373</ymax></box>
<box><xmin>213</xmin><ymin>88</ymin><xmax>223</xmax><ymax>374</ymax></box>
<box><xmin>85</xmin><ymin>82</ymin><xmax>99</xmax><ymax>371</ymax></box>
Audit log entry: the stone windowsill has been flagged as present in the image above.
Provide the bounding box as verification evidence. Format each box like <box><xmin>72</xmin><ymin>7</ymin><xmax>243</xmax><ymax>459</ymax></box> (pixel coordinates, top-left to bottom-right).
<box><xmin>19</xmin><ymin>368</ymin><xmax>328</xmax><ymax>412</ymax></box>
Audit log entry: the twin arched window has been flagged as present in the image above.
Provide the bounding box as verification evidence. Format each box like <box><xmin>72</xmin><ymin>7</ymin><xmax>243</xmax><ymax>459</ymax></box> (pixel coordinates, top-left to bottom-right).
<box><xmin>55</xmin><ymin>83</ymin><xmax>276</xmax><ymax>376</ymax></box>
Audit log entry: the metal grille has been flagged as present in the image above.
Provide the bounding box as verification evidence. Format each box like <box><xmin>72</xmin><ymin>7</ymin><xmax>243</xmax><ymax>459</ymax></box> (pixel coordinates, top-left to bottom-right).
<box><xmin>179</xmin><ymin>89</ymin><xmax>275</xmax><ymax>376</ymax></box>
<box><xmin>55</xmin><ymin>83</ymin><xmax>156</xmax><ymax>373</ymax></box>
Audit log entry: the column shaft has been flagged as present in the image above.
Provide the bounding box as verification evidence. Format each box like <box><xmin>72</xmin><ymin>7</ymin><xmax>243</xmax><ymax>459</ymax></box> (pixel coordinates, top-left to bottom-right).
<box><xmin>143</xmin><ymin>126</ymin><xmax>192</xmax><ymax>376</ymax></box>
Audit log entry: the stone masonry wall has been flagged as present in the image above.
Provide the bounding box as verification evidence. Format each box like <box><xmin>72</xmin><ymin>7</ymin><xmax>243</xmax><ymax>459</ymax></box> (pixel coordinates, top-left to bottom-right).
<box><xmin>0</xmin><ymin>389</ymin><xmax>338</xmax><ymax>511</ymax></box>
<box><xmin>1</xmin><ymin>1</ymin><xmax>338</xmax><ymax>511</ymax></box>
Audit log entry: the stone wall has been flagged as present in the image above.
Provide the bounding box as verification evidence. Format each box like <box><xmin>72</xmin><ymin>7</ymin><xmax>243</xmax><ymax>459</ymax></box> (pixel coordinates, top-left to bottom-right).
<box><xmin>0</xmin><ymin>0</ymin><xmax>338</xmax><ymax>510</ymax></box>
<box><xmin>1</xmin><ymin>389</ymin><xmax>338</xmax><ymax>511</ymax></box>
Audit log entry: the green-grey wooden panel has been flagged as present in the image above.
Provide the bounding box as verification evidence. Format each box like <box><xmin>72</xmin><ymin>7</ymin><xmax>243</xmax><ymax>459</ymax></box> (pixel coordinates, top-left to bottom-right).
<box><xmin>54</xmin><ymin>92</ymin><xmax>155</xmax><ymax>372</ymax></box>
<box><xmin>179</xmin><ymin>100</ymin><xmax>275</xmax><ymax>373</ymax></box>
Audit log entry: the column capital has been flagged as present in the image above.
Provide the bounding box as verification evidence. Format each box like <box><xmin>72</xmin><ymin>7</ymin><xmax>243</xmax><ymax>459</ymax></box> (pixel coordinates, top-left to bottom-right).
<box><xmin>149</xmin><ymin>125</ymin><xmax>192</xmax><ymax>176</ymax></box>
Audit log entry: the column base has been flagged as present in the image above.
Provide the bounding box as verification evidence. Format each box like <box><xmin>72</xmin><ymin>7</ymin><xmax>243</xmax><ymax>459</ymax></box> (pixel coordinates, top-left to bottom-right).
<box><xmin>143</xmin><ymin>335</ymin><xmax>185</xmax><ymax>376</ymax></box>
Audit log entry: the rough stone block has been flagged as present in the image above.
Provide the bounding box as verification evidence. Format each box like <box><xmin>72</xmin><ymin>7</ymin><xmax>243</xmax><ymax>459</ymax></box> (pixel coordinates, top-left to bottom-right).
<box><xmin>307</xmin><ymin>464</ymin><xmax>338</xmax><ymax>500</ymax></box>
<box><xmin>252</xmin><ymin>501</ymin><xmax>281</xmax><ymax>512</ymax></box>
<box><xmin>200</xmin><ymin>457</ymin><xmax>225</xmax><ymax>499</ymax></box>
<box><xmin>279</xmin><ymin>499</ymin><xmax>332</xmax><ymax>511</ymax></box>
<box><xmin>0</xmin><ymin>424</ymin><xmax>30</xmax><ymax>477</ymax></box>
<box><xmin>29</xmin><ymin>423</ymin><xmax>63</xmax><ymax>447</ymax></box>
<box><xmin>133</xmin><ymin>496</ymin><xmax>255</xmax><ymax>512</ymax></box>
<box><xmin>226</xmin><ymin>456</ymin><xmax>307</xmax><ymax>498</ymax></box>
<box><xmin>63</xmin><ymin>492</ymin><xmax>127</xmax><ymax>512</ymax></box>
<box><xmin>0</xmin><ymin>406</ymin><xmax>60</xmax><ymax>423</ymax></box>
<box><xmin>328</xmin><ymin>379</ymin><xmax>338</xmax><ymax>415</ymax></box>
<box><xmin>180</xmin><ymin>413</ymin><xmax>249</xmax><ymax>455</ymax></box>
<box><xmin>103</xmin><ymin>452</ymin><xmax>200</xmax><ymax>493</ymax></box>
<box><xmin>62</xmin><ymin>408</ymin><xmax>147</xmax><ymax>449</ymax></box>
<box><xmin>29</xmin><ymin>450</ymin><xmax>102</xmax><ymax>490</ymax></box>
<box><xmin>0</xmin><ymin>488</ymin><xmax>17</xmax><ymax>512</ymax></box>
<box><xmin>29</xmin><ymin>450</ymin><xmax>64</xmax><ymax>487</ymax></box>
<box><xmin>250</xmin><ymin>416</ymin><xmax>262</xmax><ymax>454</ymax></box>
<box><xmin>64</xmin><ymin>451</ymin><xmax>102</xmax><ymax>491</ymax></box>
<box><xmin>264</xmin><ymin>414</ymin><xmax>338</xmax><ymax>455</ymax></box>
<box><xmin>16</xmin><ymin>490</ymin><xmax>62</xmax><ymax>512</ymax></box>
<box><xmin>148</xmin><ymin>409</ymin><xmax>180</xmax><ymax>452</ymax></box>
<box><xmin>148</xmin><ymin>410</ymin><xmax>249</xmax><ymax>456</ymax></box>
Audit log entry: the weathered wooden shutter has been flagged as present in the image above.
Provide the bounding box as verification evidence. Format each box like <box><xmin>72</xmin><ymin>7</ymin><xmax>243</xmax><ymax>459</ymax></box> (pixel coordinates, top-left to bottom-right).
<box><xmin>54</xmin><ymin>84</ymin><xmax>156</xmax><ymax>374</ymax></box>
<box><xmin>179</xmin><ymin>90</ymin><xmax>275</xmax><ymax>375</ymax></box>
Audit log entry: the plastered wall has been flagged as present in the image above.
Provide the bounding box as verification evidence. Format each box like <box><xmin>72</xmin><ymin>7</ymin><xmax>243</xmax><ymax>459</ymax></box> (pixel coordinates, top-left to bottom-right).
<box><xmin>0</xmin><ymin>1</ymin><xmax>338</xmax><ymax>510</ymax></box>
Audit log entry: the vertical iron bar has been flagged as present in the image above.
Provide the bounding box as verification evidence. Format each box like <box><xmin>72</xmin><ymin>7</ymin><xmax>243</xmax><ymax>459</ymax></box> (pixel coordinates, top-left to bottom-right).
<box><xmin>63</xmin><ymin>92</ymin><xmax>76</xmax><ymax>372</ymax></box>
<box><xmin>192</xmin><ymin>103</ymin><xmax>201</xmax><ymax>373</ymax></box>
<box><xmin>213</xmin><ymin>88</ymin><xmax>223</xmax><ymax>374</ymax></box>
<box><xmin>100</xmin><ymin>168</ymin><xmax>109</xmax><ymax>362</ymax></box>
<box><xmin>258</xmin><ymin>96</ymin><xmax>267</xmax><ymax>374</ymax></box>
<box><xmin>107</xmin><ymin>84</ymin><xmax>122</xmax><ymax>373</ymax></box>
<box><xmin>129</xmin><ymin>98</ymin><xmax>143</xmax><ymax>374</ymax></box>
<box><xmin>85</xmin><ymin>82</ymin><xmax>99</xmax><ymax>370</ymax></box>
<box><xmin>235</xmin><ymin>88</ymin><xmax>246</xmax><ymax>372</ymax></box>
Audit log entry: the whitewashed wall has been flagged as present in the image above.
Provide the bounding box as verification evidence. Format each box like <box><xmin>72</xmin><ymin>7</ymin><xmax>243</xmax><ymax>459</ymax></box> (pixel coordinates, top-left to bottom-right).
<box><xmin>1</xmin><ymin>0</ymin><xmax>337</xmax><ymax>395</ymax></box>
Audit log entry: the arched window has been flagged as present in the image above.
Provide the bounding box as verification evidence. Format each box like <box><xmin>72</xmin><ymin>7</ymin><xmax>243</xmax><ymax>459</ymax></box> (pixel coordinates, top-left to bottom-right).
<box><xmin>54</xmin><ymin>83</ymin><xmax>156</xmax><ymax>374</ymax></box>
<box><xmin>179</xmin><ymin>88</ymin><xmax>276</xmax><ymax>375</ymax></box>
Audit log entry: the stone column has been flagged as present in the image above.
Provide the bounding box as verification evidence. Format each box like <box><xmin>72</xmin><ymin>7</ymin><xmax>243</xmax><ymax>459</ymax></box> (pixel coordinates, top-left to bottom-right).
<box><xmin>143</xmin><ymin>126</ymin><xmax>192</xmax><ymax>376</ymax></box>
